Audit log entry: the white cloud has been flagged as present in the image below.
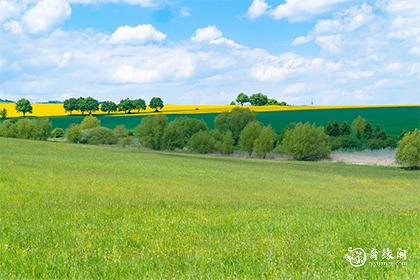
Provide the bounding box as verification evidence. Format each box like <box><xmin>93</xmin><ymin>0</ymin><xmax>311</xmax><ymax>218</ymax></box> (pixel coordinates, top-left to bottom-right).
<box><xmin>284</xmin><ymin>82</ymin><xmax>306</xmax><ymax>94</ymax></box>
<box><xmin>0</xmin><ymin>0</ymin><xmax>20</xmax><ymax>23</ymax></box>
<box><xmin>292</xmin><ymin>35</ymin><xmax>311</xmax><ymax>46</ymax></box>
<box><xmin>270</xmin><ymin>0</ymin><xmax>350</xmax><ymax>22</ymax></box>
<box><xmin>247</xmin><ymin>0</ymin><xmax>269</xmax><ymax>19</ymax></box>
<box><xmin>315</xmin><ymin>35</ymin><xmax>341</xmax><ymax>53</ymax></box>
<box><xmin>110</xmin><ymin>24</ymin><xmax>166</xmax><ymax>44</ymax></box>
<box><xmin>191</xmin><ymin>26</ymin><xmax>242</xmax><ymax>49</ymax></box>
<box><xmin>21</xmin><ymin>0</ymin><xmax>71</xmax><ymax>34</ymax></box>
<box><xmin>69</xmin><ymin>0</ymin><xmax>156</xmax><ymax>7</ymax></box>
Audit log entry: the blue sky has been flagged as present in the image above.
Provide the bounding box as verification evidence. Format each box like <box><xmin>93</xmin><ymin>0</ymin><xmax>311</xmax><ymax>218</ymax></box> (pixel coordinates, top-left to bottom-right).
<box><xmin>0</xmin><ymin>0</ymin><xmax>419</xmax><ymax>105</ymax></box>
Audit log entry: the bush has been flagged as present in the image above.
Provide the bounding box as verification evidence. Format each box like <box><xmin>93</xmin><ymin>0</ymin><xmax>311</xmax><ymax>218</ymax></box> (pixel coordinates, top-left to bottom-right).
<box><xmin>67</xmin><ymin>124</ymin><xmax>82</xmax><ymax>143</ymax></box>
<box><xmin>325</xmin><ymin>121</ymin><xmax>341</xmax><ymax>137</ymax></box>
<box><xmin>253</xmin><ymin>126</ymin><xmax>276</xmax><ymax>158</ymax></box>
<box><xmin>278</xmin><ymin>123</ymin><xmax>331</xmax><ymax>161</ymax></box>
<box><xmin>51</xmin><ymin>128</ymin><xmax>65</xmax><ymax>138</ymax></box>
<box><xmin>114</xmin><ymin>125</ymin><xmax>128</xmax><ymax>138</ymax></box>
<box><xmin>216</xmin><ymin>130</ymin><xmax>234</xmax><ymax>155</ymax></box>
<box><xmin>188</xmin><ymin>131</ymin><xmax>215</xmax><ymax>154</ymax></box>
<box><xmin>162</xmin><ymin>117</ymin><xmax>207</xmax><ymax>150</ymax></box>
<box><xmin>239</xmin><ymin>121</ymin><xmax>264</xmax><ymax>156</ymax></box>
<box><xmin>118</xmin><ymin>136</ymin><xmax>136</xmax><ymax>147</ymax></box>
<box><xmin>80</xmin><ymin>116</ymin><xmax>100</xmax><ymax>130</ymax></box>
<box><xmin>85</xmin><ymin>127</ymin><xmax>118</xmax><ymax>145</ymax></box>
<box><xmin>215</xmin><ymin>108</ymin><xmax>256</xmax><ymax>142</ymax></box>
<box><xmin>396</xmin><ymin>130</ymin><xmax>420</xmax><ymax>169</ymax></box>
<box><xmin>0</xmin><ymin>118</ymin><xmax>51</xmax><ymax>140</ymax></box>
<box><xmin>365</xmin><ymin>138</ymin><xmax>388</xmax><ymax>150</ymax></box>
<box><xmin>135</xmin><ymin>115</ymin><xmax>167</xmax><ymax>150</ymax></box>
<box><xmin>351</xmin><ymin>116</ymin><xmax>367</xmax><ymax>138</ymax></box>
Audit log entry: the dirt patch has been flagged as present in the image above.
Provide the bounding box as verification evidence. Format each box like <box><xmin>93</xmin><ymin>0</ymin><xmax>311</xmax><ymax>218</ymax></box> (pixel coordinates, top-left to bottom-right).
<box><xmin>329</xmin><ymin>149</ymin><xmax>397</xmax><ymax>166</ymax></box>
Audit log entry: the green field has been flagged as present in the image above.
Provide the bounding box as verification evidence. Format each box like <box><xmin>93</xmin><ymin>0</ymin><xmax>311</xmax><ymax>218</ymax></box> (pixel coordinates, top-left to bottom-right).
<box><xmin>44</xmin><ymin>106</ymin><xmax>420</xmax><ymax>135</ymax></box>
<box><xmin>0</xmin><ymin>137</ymin><xmax>419</xmax><ymax>278</ymax></box>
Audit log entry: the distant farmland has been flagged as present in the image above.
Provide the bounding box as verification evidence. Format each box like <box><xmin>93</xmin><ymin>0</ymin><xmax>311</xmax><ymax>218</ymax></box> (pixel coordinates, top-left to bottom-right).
<box><xmin>44</xmin><ymin>106</ymin><xmax>419</xmax><ymax>135</ymax></box>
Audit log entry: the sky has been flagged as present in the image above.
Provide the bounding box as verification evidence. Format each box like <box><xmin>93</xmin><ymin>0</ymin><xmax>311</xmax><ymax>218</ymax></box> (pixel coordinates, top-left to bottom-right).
<box><xmin>0</xmin><ymin>0</ymin><xmax>419</xmax><ymax>105</ymax></box>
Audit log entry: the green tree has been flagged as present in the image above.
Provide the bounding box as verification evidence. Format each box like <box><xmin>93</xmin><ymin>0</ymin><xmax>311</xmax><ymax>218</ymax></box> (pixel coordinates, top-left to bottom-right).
<box><xmin>239</xmin><ymin>121</ymin><xmax>264</xmax><ymax>156</ymax></box>
<box><xmin>114</xmin><ymin>125</ymin><xmax>128</xmax><ymax>138</ymax></box>
<box><xmin>101</xmin><ymin>101</ymin><xmax>117</xmax><ymax>115</ymax></box>
<box><xmin>118</xmin><ymin>99</ymin><xmax>135</xmax><ymax>114</ymax></box>
<box><xmin>15</xmin><ymin>98</ymin><xmax>32</xmax><ymax>116</ymax></box>
<box><xmin>396</xmin><ymin>130</ymin><xmax>419</xmax><ymax>169</ymax></box>
<box><xmin>84</xmin><ymin>97</ymin><xmax>99</xmax><ymax>115</ymax></box>
<box><xmin>51</xmin><ymin>128</ymin><xmax>64</xmax><ymax>138</ymax></box>
<box><xmin>325</xmin><ymin>121</ymin><xmax>341</xmax><ymax>137</ymax></box>
<box><xmin>351</xmin><ymin>116</ymin><xmax>367</xmax><ymax>139</ymax></box>
<box><xmin>63</xmin><ymin>98</ymin><xmax>78</xmax><ymax>115</ymax></box>
<box><xmin>219</xmin><ymin>130</ymin><xmax>234</xmax><ymax>155</ymax></box>
<box><xmin>253</xmin><ymin>126</ymin><xmax>276</xmax><ymax>158</ymax></box>
<box><xmin>341</xmin><ymin>122</ymin><xmax>351</xmax><ymax>136</ymax></box>
<box><xmin>149</xmin><ymin>97</ymin><xmax>164</xmax><ymax>112</ymax></box>
<box><xmin>67</xmin><ymin>124</ymin><xmax>82</xmax><ymax>143</ymax></box>
<box><xmin>135</xmin><ymin>115</ymin><xmax>167</xmax><ymax>150</ymax></box>
<box><xmin>278</xmin><ymin>123</ymin><xmax>331</xmax><ymax>161</ymax></box>
<box><xmin>162</xmin><ymin>117</ymin><xmax>207</xmax><ymax>150</ymax></box>
<box><xmin>77</xmin><ymin>97</ymin><xmax>88</xmax><ymax>115</ymax></box>
<box><xmin>215</xmin><ymin>107</ymin><xmax>256</xmax><ymax>143</ymax></box>
<box><xmin>0</xmin><ymin>108</ymin><xmax>7</xmax><ymax>119</ymax></box>
<box><xmin>363</xmin><ymin>122</ymin><xmax>373</xmax><ymax>139</ymax></box>
<box><xmin>374</xmin><ymin>126</ymin><xmax>387</xmax><ymax>140</ymax></box>
<box><xmin>188</xmin><ymin>130</ymin><xmax>215</xmax><ymax>154</ymax></box>
<box><xmin>80</xmin><ymin>115</ymin><xmax>101</xmax><ymax>130</ymax></box>
<box><xmin>230</xmin><ymin>101</ymin><xmax>236</xmax><ymax>105</ymax></box>
<box><xmin>267</xmin><ymin>98</ymin><xmax>280</xmax><ymax>105</ymax></box>
<box><xmin>236</xmin><ymin>93</ymin><xmax>249</xmax><ymax>106</ymax></box>
<box><xmin>85</xmin><ymin>127</ymin><xmax>118</xmax><ymax>145</ymax></box>
<box><xmin>249</xmin><ymin>93</ymin><xmax>268</xmax><ymax>106</ymax></box>
<box><xmin>133</xmin><ymin>98</ymin><xmax>146</xmax><ymax>113</ymax></box>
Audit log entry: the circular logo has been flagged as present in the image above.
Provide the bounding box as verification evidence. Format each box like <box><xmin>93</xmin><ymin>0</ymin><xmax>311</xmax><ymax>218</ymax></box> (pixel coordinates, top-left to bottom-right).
<box><xmin>345</xmin><ymin>247</ymin><xmax>367</xmax><ymax>267</ymax></box>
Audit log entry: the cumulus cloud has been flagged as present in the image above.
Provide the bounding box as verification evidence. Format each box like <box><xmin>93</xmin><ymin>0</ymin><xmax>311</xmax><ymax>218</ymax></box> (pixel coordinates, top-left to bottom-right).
<box><xmin>315</xmin><ymin>35</ymin><xmax>341</xmax><ymax>53</ymax></box>
<box><xmin>109</xmin><ymin>24</ymin><xmax>166</xmax><ymax>44</ymax></box>
<box><xmin>247</xmin><ymin>0</ymin><xmax>269</xmax><ymax>19</ymax></box>
<box><xmin>191</xmin><ymin>25</ymin><xmax>242</xmax><ymax>49</ymax></box>
<box><xmin>69</xmin><ymin>0</ymin><xmax>156</xmax><ymax>7</ymax></box>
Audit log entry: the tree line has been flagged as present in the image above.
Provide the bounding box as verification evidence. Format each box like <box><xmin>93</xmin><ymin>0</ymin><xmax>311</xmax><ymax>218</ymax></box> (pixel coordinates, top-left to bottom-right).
<box><xmin>232</xmin><ymin>93</ymin><xmax>287</xmax><ymax>106</ymax></box>
<box><xmin>0</xmin><ymin>108</ymin><xmax>418</xmax><ymax>168</ymax></box>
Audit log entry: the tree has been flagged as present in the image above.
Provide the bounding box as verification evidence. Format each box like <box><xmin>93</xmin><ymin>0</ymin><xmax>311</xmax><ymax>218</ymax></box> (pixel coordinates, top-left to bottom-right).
<box><xmin>325</xmin><ymin>121</ymin><xmax>341</xmax><ymax>137</ymax></box>
<box><xmin>351</xmin><ymin>116</ymin><xmax>367</xmax><ymax>139</ymax></box>
<box><xmin>67</xmin><ymin>124</ymin><xmax>82</xmax><ymax>143</ymax></box>
<box><xmin>150</xmin><ymin>97</ymin><xmax>164</xmax><ymax>112</ymax></box>
<box><xmin>239</xmin><ymin>121</ymin><xmax>264</xmax><ymax>156</ymax></box>
<box><xmin>230</xmin><ymin>101</ymin><xmax>236</xmax><ymax>105</ymax></box>
<box><xmin>80</xmin><ymin>115</ymin><xmax>101</xmax><ymax>130</ymax></box>
<box><xmin>236</xmin><ymin>93</ymin><xmax>249</xmax><ymax>106</ymax></box>
<box><xmin>77</xmin><ymin>97</ymin><xmax>88</xmax><ymax>115</ymax></box>
<box><xmin>85</xmin><ymin>127</ymin><xmax>118</xmax><ymax>145</ymax></box>
<box><xmin>118</xmin><ymin>99</ymin><xmax>135</xmax><ymax>114</ymax></box>
<box><xmin>341</xmin><ymin>122</ymin><xmax>351</xmax><ymax>136</ymax></box>
<box><xmin>162</xmin><ymin>117</ymin><xmax>207</xmax><ymax>150</ymax></box>
<box><xmin>188</xmin><ymin>130</ymin><xmax>215</xmax><ymax>154</ymax></box>
<box><xmin>0</xmin><ymin>108</ymin><xmax>7</xmax><ymax>119</ymax></box>
<box><xmin>215</xmin><ymin>107</ymin><xmax>256</xmax><ymax>143</ymax></box>
<box><xmin>396</xmin><ymin>130</ymin><xmax>419</xmax><ymax>169</ymax></box>
<box><xmin>133</xmin><ymin>98</ymin><xmax>147</xmax><ymax>113</ymax></box>
<box><xmin>101</xmin><ymin>101</ymin><xmax>117</xmax><ymax>115</ymax></box>
<box><xmin>363</xmin><ymin>122</ymin><xmax>373</xmax><ymax>139</ymax></box>
<box><xmin>267</xmin><ymin>98</ymin><xmax>280</xmax><ymax>105</ymax></box>
<box><xmin>249</xmin><ymin>93</ymin><xmax>268</xmax><ymax>106</ymax></box>
<box><xmin>84</xmin><ymin>97</ymin><xmax>99</xmax><ymax>115</ymax></box>
<box><xmin>219</xmin><ymin>130</ymin><xmax>234</xmax><ymax>155</ymax></box>
<box><xmin>135</xmin><ymin>115</ymin><xmax>167</xmax><ymax>150</ymax></box>
<box><xmin>63</xmin><ymin>98</ymin><xmax>78</xmax><ymax>115</ymax></box>
<box><xmin>374</xmin><ymin>126</ymin><xmax>387</xmax><ymax>140</ymax></box>
<box><xmin>15</xmin><ymin>98</ymin><xmax>32</xmax><ymax>116</ymax></box>
<box><xmin>278</xmin><ymin>123</ymin><xmax>331</xmax><ymax>161</ymax></box>
<box><xmin>253</xmin><ymin>126</ymin><xmax>276</xmax><ymax>158</ymax></box>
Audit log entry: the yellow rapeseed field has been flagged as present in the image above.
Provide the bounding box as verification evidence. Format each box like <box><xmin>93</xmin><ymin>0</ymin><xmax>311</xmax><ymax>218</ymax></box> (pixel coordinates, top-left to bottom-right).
<box><xmin>0</xmin><ymin>102</ymin><xmax>417</xmax><ymax>117</ymax></box>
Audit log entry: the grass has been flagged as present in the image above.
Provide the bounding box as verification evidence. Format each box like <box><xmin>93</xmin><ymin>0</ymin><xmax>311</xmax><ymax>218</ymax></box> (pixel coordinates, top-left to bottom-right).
<box><xmin>41</xmin><ymin>106</ymin><xmax>420</xmax><ymax>136</ymax></box>
<box><xmin>0</xmin><ymin>137</ymin><xmax>419</xmax><ymax>279</ymax></box>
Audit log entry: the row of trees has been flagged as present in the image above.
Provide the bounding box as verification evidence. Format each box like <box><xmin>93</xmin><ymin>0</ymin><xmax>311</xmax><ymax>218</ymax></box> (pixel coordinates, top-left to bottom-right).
<box><xmin>233</xmin><ymin>93</ymin><xmax>287</xmax><ymax>106</ymax></box>
<box><xmin>64</xmin><ymin>97</ymin><xmax>164</xmax><ymax>115</ymax></box>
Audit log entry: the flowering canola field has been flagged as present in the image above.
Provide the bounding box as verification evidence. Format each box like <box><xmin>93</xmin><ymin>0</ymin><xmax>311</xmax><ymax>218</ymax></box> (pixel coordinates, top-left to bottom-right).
<box><xmin>1</xmin><ymin>103</ymin><xmax>418</xmax><ymax>117</ymax></box>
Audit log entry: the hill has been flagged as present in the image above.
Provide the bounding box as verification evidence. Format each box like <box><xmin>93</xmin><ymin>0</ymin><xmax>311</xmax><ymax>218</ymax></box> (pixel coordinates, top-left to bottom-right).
<box><xmin>0</xmin><ymin>138</ymin><xmax>418</xmax><ymax>278</ymax></box>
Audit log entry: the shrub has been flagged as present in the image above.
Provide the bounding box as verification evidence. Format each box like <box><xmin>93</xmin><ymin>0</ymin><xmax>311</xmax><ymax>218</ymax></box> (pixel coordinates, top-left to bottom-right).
<box><xmin>114</xmin><ymin>125</ymin><xmax>128</xmax><ymax>138</ymax></box>
<box><xmin>253</xmin><ymin>126</ymin><xmax>276</xmax><ymax>158</ymax></box>
<box><xmin>216</xmin><ymin>130</ymin><xmax>234</xmax><ymax>155</ymax></box>
<box><xmin>80</xmin><ymin>116</ymin><xmax>101</xmax><ymax>130</ymax></box>
<box><xmin>85</xmin><ymin>127</ymin><xmax>118</xmax><ymax>145</ymax></box>
<box><xmin>396</xmin><ymin>130</ymin><xmax>420</xmax><ymax>169</ymax></box>
<box><xmin>0</xmin><ymin>108</ymin><xmax>7</xmax><ymax>119</ymax></box>
<box><xmin>239</xmin><ymin>121</ymin><xmax>264</xmax><ymax>156</ymax></box>
<box><xmin>0</xmin><ymin>120</ymin><xmax>17</xmax><ymax>137</ymax></box>
<box><xmin>215</xmin><ymin>108</ymin><xmax>256</xmax><ymax>142</ymax></box>
<box><xmin>188</xmin><ymin>131</ymin><xmax>215</xmax><ymax>154</ymax></box>
<box><xmin>341</xmin><ymin>122</ymin><xmax>351</xmax><ymax>135</ymax></box>
<box><xmin>278</xmin><ymin>123</ymin><xmax>331</xmax><ymax>161</ymax></box>
<box><xmin>118</xmin><ymin>136</ymin><xmax>135</xmax><ymax>147</ymax></box>
<box><xmin>14</xmin><ymin>118</ymin><xmax>51</xmax><ymax>140</ymax></box>
<box><xmin>351</xmin><ymin>116</ymin><xmax>367</xmax><ymax>139</ymax></box>
<box><xmin>325</xmin><ymin>121</ymin><xmax>341</xmax><ymax>137</ymax></box>
<box><xmin>67</xmin><ymin>124</ymin><xmax>82</xmax><ymax>143</ymax></box>
<box><xmin>162</xmin><ymin>117</ymin><xmax>207</xmax><ymax>150</ymax></box>
<box><xmin>136</xmin><ymin>115</ymin><xmax>167</xmax><ymax>150</ymax></box>
<box><xmin>51</xmin><ymin>128</ymin><xmax>65</xmax><ymax>138</ymax></box>
<box><xmin>365</xmin><ymin>138</ymin><xmax>388</xmax><ymax>150</ymax></box>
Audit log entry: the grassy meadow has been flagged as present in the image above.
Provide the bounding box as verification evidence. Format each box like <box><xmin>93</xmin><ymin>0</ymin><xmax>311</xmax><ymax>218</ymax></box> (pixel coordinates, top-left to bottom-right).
<box><xmin>0</xmin><ymin>137</ymin><xmax>419</xmax><ymax>278</ymax></box>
